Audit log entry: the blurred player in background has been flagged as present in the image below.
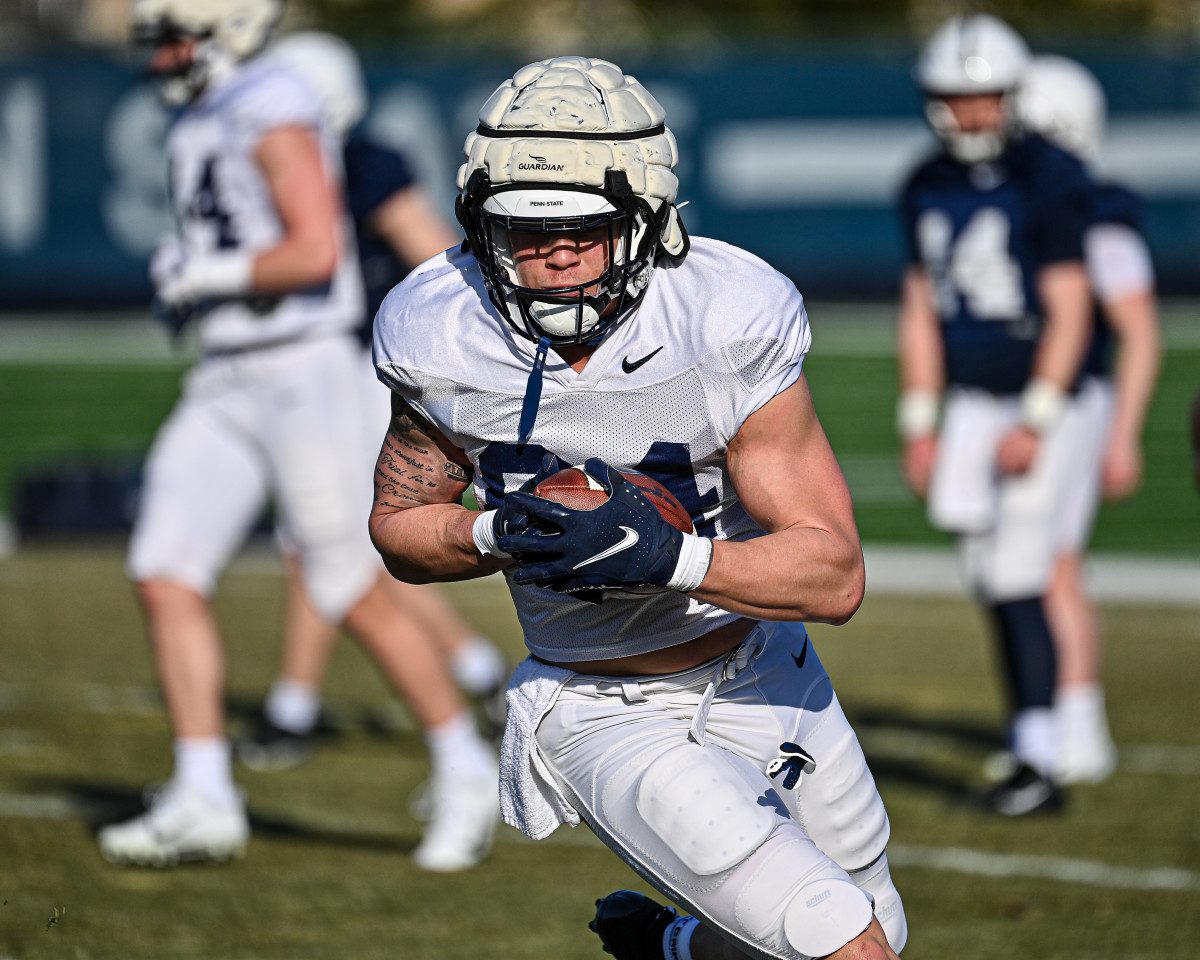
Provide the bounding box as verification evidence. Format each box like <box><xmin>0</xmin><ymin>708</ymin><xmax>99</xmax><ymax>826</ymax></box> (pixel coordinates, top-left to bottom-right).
<box><xmin>235</xmin><ymin>30</ymin><xmax>509</xmax><ymax>773</ymax></box>
<box><xmin>1015</xmin><ymin>55</ymin><xmax>1162</xmax><ymax>785</ymax></box>
<box><xmin>369</xmin><ymin>56</ymin><xmax>905</xmax><ymax>960</ymax></box>
<box><xmin>100</xmin><ymin>0</ymin><xmax>497</xmax><ymax>873</ymax></box>
<box><xmin>896</xmin><ymin>15</ymin><xmax>1092</xmax><ymax>814</ymax></box>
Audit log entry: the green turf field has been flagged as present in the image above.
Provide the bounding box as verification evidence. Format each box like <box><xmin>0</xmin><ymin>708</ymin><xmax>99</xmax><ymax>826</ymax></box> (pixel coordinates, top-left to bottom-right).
<box><xmin>0</xmin><ymin>545</ymin><xmax>1198</xmax><ymax>959</ymax></box>
<box><xmin>1</xmin><ymin>328</ymin><xmax>1196</xmax><ymax>555</ymax></box>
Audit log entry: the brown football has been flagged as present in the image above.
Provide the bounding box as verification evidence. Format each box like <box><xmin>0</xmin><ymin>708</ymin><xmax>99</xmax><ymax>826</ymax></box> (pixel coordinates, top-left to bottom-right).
<box><xmin>533</xmin><ymin>465</ymin><xmax>695</xmax><ymax>534</ymax></box>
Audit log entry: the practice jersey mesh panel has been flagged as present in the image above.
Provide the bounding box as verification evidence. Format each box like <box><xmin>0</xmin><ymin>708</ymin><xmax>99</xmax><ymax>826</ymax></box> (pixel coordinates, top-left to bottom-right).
<box><xmin>724</xmin><ymin>337</ymin><xmax>790</xmax><ymax>394</ymax></box>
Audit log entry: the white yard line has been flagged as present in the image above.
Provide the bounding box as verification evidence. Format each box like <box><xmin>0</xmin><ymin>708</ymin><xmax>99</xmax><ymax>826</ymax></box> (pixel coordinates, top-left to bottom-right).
<box><xmin>887</xmin><ymin>844</ymin><xmax>1198</xmax><ymax>892</ymax></box>
<box><xmin>0</xmin><ymin>788</ymin><xmax>1194</xmax><ymax>892</ymax></box>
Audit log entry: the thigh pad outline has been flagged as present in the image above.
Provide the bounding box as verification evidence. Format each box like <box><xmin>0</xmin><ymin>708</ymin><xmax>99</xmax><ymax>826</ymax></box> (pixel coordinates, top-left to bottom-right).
<box><xmin>635</xmin><ymin>741</ymin><xmax>775</xmax><ymax>876</ymax></box>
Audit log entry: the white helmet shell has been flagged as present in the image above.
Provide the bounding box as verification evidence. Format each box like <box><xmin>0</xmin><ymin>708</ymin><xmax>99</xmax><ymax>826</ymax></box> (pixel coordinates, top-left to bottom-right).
<box><xmin>131</xmin><ymin>0</ymin><xmax>281</xmax><ymax>104</ymax></box>
<box><xmin>916</xmin><ymin>15</ymin><xmax>1030</xmax><ymax>164</ymax></box>
<box><xmin>1015</xmin><ymin>55</ymin><xmax>1107</xmax><ymax>162</ymax></box>
<box><xmin>916</xmin><ymin>14</ymin><xmax>1031</xmax><ymax>96</ymax></box>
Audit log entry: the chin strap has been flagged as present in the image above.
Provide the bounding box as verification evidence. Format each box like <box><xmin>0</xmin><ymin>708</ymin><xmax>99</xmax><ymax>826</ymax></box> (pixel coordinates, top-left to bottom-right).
<box><xmin>517</xmin><ymin>335</ymin><xmax>552</xmax><ymax>451</ymax></box>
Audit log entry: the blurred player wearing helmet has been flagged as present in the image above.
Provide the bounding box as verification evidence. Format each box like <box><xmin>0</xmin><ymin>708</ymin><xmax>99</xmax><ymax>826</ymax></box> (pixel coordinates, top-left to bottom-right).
<box><xmin>102</xmin><ymin>1</ymin><xmax>498</xmax><ymax>872</ymax></box>
<box><xmin>897</xmin><ymin>15</ymin><xmax>1093</xmax><ymax>814</ymax></box>
<box><xmin>1015</xmin><ymin>55</ymin><xmax>1162</xmax><ymax>784</ymax></box>
<box><xmin>369</xmin><ymin>57</ymin><xmax>906</xmax><ymax>960</ymax></box>
<box><xmin>236</xmin><ymin>31</ymin><xmax>511</xmax><ymax>774</ymax></box>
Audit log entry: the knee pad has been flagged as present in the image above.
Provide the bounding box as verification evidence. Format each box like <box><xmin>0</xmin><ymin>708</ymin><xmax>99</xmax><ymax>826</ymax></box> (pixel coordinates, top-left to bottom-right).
<box><xmin>636</xmin><ymin>742</ymin><xmax>775</xmax><ymax>876</ymax></box>
<box><xmin>850</xmin><ymin>853</ymin><xmax>907</xmax><ymax>955</ymax></box>
<box><xmin>782</xmin><ymin>877</ymin><xmax>874</xmax><ymax>960</ymax></box>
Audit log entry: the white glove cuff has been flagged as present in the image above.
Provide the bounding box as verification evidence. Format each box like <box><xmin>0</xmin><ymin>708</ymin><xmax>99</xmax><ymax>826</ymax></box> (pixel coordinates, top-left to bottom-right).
<box><xmin>1019</xmin><ymin>378</ymin><xmax>1067</xmax><ymax>432</ymax></box>
<box><xmin>472</xmin><ymin>510</ymin><xmax>511</xmax><ymax>559</ymax></box>
<box><xmin>194</xmin><ymin>251</ymin><xmax>254</xmax><ymax>299</ymax></box>
<box><xmin>667</xmin><ymin>533</ymin><xmax>714</xmax><ymax>593</ymax></box>
<box><xmin>896</xmin><ymin>389</ymin><xmax>940</xmax><ymax>439</ymax></box>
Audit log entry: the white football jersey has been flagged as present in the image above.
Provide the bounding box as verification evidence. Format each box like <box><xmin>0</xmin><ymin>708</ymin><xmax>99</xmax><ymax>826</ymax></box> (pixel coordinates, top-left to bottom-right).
<box><xmin>165</xmin><ymin>57</ymin><xmax>363</xmax><ymax>353</ymax></box>
<box><xmin>374</xmin><ymin>238</ymin><xmax>811</xmax><ymax>662</ymax></box>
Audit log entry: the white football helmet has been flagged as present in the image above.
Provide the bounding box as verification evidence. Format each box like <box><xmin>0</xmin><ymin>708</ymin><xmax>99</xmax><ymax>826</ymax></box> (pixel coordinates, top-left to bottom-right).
<box><xmin>130</xmin><ymin>0</ymin><xmax>282</xmax><ymax>105</ymax></box>
<box><xmin>268</xmin><ymin>31</ymin><xmax>367</xmax><ymax>140</ymax></box>
<box><xmin>1015</xmin><ymin>55</ymin><xmax>1107</xmax><ymax>162</ymax></box>
<box><xmin>455</xmin><ymin>56</ymin><xmax>689</xmax><ymax>346</ymax></box>
<box><xmin>916</xmin><ymin>14</ymin><xmax>1031</xmax><ymax>164</ymax></box>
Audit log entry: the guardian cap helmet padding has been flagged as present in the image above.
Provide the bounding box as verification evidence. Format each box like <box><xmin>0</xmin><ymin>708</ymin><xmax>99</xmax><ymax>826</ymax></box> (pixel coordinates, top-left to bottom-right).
<box><xmin>916</xmin><ymin>14</ymin><xmax>1031</xmax><ymax>164</ymax></box>
<box><xmin>131</xmin><ymin>0</ymin><xmax>282</xmax><ymax>105</ymax></box>
<box><xmin>456</xmin><ymin>56</ymin><xmax>689</xmax><ymax>345</ymax></box>
<box><xmin>1015</xmin><ymin>55</ymin><xmax>1107</xmax><ymax>163</ymax></box>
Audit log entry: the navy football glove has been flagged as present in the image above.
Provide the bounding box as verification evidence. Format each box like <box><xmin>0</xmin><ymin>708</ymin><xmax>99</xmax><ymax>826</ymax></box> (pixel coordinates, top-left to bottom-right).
<box><xmin>498</xmin><ymin>457</ymin><xmax>686</xmax><ymax>595</ymax></box>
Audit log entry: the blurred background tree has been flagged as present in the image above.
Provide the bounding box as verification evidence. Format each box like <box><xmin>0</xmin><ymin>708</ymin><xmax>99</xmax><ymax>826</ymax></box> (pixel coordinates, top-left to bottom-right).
<box><xmin>3</xmin><ymin>0</ymin><xmax>1198</xmax><ymax>56</ymax></box>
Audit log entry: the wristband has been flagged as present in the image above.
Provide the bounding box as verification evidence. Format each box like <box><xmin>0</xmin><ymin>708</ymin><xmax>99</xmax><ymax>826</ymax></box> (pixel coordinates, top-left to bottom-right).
<box><xmin>1019</xmin><ymin>378</ymin><xmax>1067</xmax><ymax>432</ymax></box>
<box><xmin>195</xmin><ymin>251</ymin><xmax>254</xmax><ymax>299</ymax></box>
<box><xmin>666</xmin><ymin>533</ymin><xmax>713</xmax><ymax>593</ymax></box>
<box><xmin>896</xmin><ymin>389</ymin><xmax>939</xmax><ymax>439</ymax></box>
<box><xmin>471</xmin><ymin>510</ymin><xmax>511</xmax><ymax>559</ymax></box>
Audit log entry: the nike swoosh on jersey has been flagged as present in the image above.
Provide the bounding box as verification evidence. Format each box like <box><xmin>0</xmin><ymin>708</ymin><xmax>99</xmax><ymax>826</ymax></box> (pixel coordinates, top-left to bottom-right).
<box><xmin>791</xmin><ymin>637</ymin><xmax>809</xmax><ymax>670</ymax></box>
<box><xmin>573</xmin><ymin>526</ymin><xmax>640</xmax><ymax>569</ymax></box>
<box><xmin>621</xmin><ymin>346</ymin><xmax>663</xmax><ymax>374</ymax></box>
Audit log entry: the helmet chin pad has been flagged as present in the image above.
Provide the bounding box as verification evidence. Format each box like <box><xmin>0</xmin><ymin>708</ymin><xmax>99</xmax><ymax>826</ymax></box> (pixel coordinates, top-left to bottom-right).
<box><xmin>525</xmin><ymin>298</ymin><xmax>603</xmax><ymax>339</ymax></box>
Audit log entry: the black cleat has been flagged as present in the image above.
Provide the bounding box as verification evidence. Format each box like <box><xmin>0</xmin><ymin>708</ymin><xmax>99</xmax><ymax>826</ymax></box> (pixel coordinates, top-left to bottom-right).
<box><xmin>980</xmin><ymin>762</ymin><xmax>1065</xmax><ymax>816</ymax></box>
<box><xmin>236</xmin><ymin>715</ymin><xmax>314</xmax><ymax>772</ymax></box>
<box><xmin>589</xmin><ymin>890</ymin><xmax>677</xmax><ymax>960</ymax></box>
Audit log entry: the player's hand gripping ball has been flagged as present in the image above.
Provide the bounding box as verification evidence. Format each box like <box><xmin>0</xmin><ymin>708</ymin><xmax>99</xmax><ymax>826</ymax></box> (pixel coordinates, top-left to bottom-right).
<box><xmin>494</xmin><ymin>456</ymin><xmax>695</xmax><ymax>599</ymax></box>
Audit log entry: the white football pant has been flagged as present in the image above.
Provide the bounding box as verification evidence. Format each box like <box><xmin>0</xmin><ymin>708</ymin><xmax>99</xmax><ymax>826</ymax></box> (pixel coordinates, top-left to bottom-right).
<box><xmin>128</xmin><ymin>336</ymin><xmax>383</xmax><ymax>622</ymax></box>
<box><xmin>535</xmin><ymin>621</ymin><xmax>906</xmax><ymax>960</ymax></box>
<box><xmin>928</xmin><ymin>384</ymin><xmax>1107</xmax><ymax>602</ymax></box>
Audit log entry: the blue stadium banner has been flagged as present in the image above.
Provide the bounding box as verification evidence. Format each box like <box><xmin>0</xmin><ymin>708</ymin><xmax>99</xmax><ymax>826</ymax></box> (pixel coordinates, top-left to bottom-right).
<box><xmin>1</xmin><ymin>50</ymin><xmax>1199</xmax><ymax>307</ymax></box>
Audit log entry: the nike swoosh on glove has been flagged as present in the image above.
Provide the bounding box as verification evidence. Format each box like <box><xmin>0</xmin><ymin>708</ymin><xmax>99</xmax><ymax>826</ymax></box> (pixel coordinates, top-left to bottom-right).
<box><xmin>498</xmin><ymin>457</ymin><xmax>685</xmax><ymax>595</ymax></box>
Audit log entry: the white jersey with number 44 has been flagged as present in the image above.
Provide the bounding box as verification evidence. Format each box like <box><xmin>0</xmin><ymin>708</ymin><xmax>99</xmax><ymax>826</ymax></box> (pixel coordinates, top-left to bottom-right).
<box><xmin>165</xmin><ymin>57</ymin><xmax>363</xmax><ymax>353</ymax></box>
<box><xmin>374</xmin><ymin>237</ymin><xmax>812</xmax><ymax>663</ymax></box>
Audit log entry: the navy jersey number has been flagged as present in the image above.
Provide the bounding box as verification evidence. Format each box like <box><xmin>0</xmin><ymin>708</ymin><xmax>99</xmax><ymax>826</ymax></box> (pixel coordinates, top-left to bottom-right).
<box><xmin>476</xmin><ymin>441</ymin><xmax>719</xmax><ymax>536</ymax></box>
<box><xmin>189</xmin><ymin>157</ymin><xmax>238</xmax><ymax>250</ymax></box>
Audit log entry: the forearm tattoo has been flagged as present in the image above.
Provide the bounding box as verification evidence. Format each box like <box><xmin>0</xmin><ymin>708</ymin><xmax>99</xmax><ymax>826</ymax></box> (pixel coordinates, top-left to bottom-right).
<box><xmin>374</xmin><ymin>400</ymin><xmax>473</xmax><ymax>510</ymax></box>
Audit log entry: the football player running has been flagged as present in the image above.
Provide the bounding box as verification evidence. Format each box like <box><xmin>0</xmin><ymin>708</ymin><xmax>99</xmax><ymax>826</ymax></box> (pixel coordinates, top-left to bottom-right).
<box><xmin>1015</xmin><ymin>55</ymin><xmax>1162</xmax><ymax>785</ymax></box>
<box><xmin>101</xmin><ymin>0</ymin><xmax>498</xmax><ymax>872</ymax></box>
<box><xmin>369</xmin><ymin>57</ymin><xmax>906</xmax><ymax>960</ymax></box>
<box><xmin>896</xmin><ymin>15</ymin><xmax>1093</xmax><ymax>814</ymax></box>
<box><xmin>236</xmin><ymin>30</ymin><xmax>511</xmax><ymax>773</ymax></box>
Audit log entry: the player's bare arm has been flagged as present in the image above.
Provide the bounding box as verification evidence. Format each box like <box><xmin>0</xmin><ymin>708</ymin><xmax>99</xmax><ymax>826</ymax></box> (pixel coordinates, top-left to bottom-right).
<box><xmin>690</xmin><ymin>374</ymin><xmax>865</xmax><ymax>624</ymax></box>
<box><xmin>1100</xmin><ymin>288</ymin><xmax>1161</xmax><ymax>497</ymax></box>
<box><xmin>896</xmin><ymin>266</ymin><xmax>945</xmax><ymax>497</ymax></box>
<box><xmin>251</xmin><ymin>126</ymin><xmax>340</xmax><ymax>292</ymax></box>
<box><xmin>369</xmin><ymin>186</ymin><xmax>459</xmax><ymax>267</ymax></box>
<box><xmin>368</xmin><ymin>393</ymin><xmax>508</xmax><ymax>583</ymax></box>
<box><xmin>998</xmin><ymin>259</ymin><xmax>1091</xmax><ymax>474</ymax></box>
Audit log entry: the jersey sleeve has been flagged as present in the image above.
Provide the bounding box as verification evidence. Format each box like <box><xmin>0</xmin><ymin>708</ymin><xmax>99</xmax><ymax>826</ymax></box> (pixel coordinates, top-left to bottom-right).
<box><xmin>344</xmin><ymin>137</ymin><xmax>417</xmax><ymax>223</ymax></box>
<box><xmin>698</xmin><ymin>268</ymin><xmax>812</xmax><ymax>445</ymax></box>
<box><xmin>899</xmin><ymin>168</ymin><xmax>924</xmax><ymax>266</ymax></box>
<box><xmin>227</xmin><ymin>66</ymin><xmax>323</xmax><ymax>142</ymax></box>
<box><xmin>1030</xmin><ymin>147</ymin><xmax>1089</xmax><ymax>265</ymax></box>
<box><xmin>1086</xmin><ymin>223</ymin><xmax>1155</xmax><ymax>302</ymax></box>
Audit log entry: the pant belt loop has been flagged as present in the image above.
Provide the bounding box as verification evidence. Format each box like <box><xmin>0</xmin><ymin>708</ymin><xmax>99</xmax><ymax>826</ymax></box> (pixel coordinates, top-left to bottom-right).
<box><xmin>620</xmin><ymin>679</ymin><xmax>648</xmax><ymax>704</ymax></box>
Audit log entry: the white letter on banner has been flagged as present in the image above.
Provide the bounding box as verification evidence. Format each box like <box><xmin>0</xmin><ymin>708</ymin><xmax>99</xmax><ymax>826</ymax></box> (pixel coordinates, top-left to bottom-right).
<box><xmin>103</xmin><ymin>86</ymin><xmax>172</xmax><ymax>256</ymax></box>
<box><xmin>0</xmin><ymin>78</ymin><xmax>46</xmax><ymax>253</ymax></box>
